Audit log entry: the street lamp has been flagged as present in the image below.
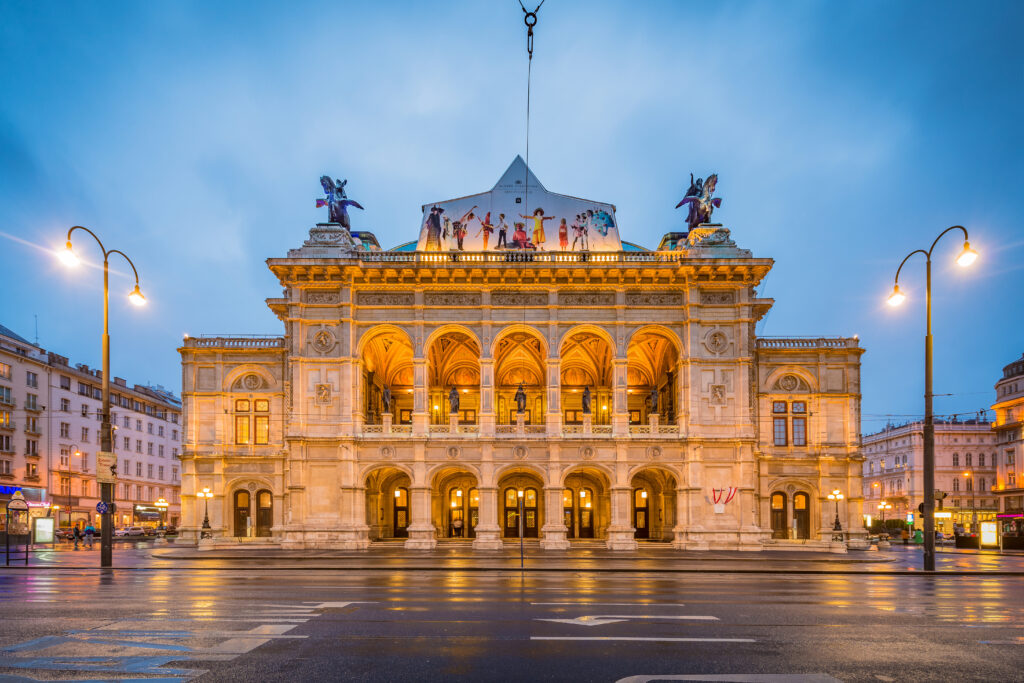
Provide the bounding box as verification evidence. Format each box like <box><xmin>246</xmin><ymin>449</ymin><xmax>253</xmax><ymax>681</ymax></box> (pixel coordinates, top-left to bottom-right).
<box><xmin>962</xmin><ymin>470</ymin><xmax>976</xmax><ymax>533</ymax></box>
<box><xmin>517</xmin><ymin>489</ymin><xmax>525</xmax><ymax>569</ymax></box>
<box><xmin>154</xmin><ymin>497</ymin><xmax>169</xmax><ymax>529</ymax></box>
<box><xmin>887</xmin><ymin>226</ymin><xmax>977</xmax><ymax>571</ymax></box>
<box><xmin>827</xmin><ymin>489</ymin><xmax>844</xmax><ymax>541</ymax></box>
<box><xmin>59</xmin><ymin>227</ymin><xmax>146</xmax><ymax>568</ymax></box>
<box><xmin>199</xmin><ymin>487</ymin><xmax>214</xmax><ymax>539</ymax></box>
<box><xmin>878</xmin><ymin>500</ymin><xmax>892</xmax><ymax>530</ymax></box>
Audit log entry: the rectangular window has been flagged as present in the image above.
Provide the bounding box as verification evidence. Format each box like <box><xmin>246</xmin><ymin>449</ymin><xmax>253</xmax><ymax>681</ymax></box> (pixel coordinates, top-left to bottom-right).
<box><xmin>235</xmin><ymin>415</ymin><xmax>250</xmax><ymax>444</ymax></box>
<box><xmin>136</xmin><ymin>440</ymin><xmax>142</xmax><ymax>453</ymax></box>
<box><xmin>136</xmin><ymin>462</ymin><xmax>142</xmax><ymax>477</ymax></box>
<box><xmin>172</xmin><ymin>447</ymin><xmax>178</xmax><ymax>458</ymax></box>
<box><xmin>147</xmin><ymin>442</ymin><xmax>153</xmax><ymax>455</ymax></box>
<box><xmin>123</xmin><ymin>436</ymin><xmax>131</xmax><ymax>450</ymax></box>
<box><xmin>255</xmin><ymin>415</ymin><xmax>270</xmax><ymax>445</ymax></box>
<box><xmin>953</xmin><ymin>453</ymin><xmax>959</xmax><ymax>467</ymax></box>
<box><xmin>26</xmin><ymin>439</ymin><xmax>38</xmax><ymax>455</ymax></box>
<box><xmin>979</xmin><ymin>453</ymin><xmax>985</xmax><ymax>467</ymax></box>
<box><xmin>158</xmin><ymin>445</ymin><xmax>164</xmax><ymax>457</ymax></box>
<box><xmin>124</xmin><ymin>416</ymin><xmax>130</xmax><ymax>428</ymax></box>
<box><xmin>60</xmin><ymin>375</ymin><xmax>70</xmax><ymax>390</ymax></box>
<box><xmin>60</xmin><ymin>447</ymin><xmax>70</xmax><ymax>466</ymax></box>
<box><xmin>171</xmin><ymin>414</ymin><xmax>178</xmax><ymax>424</ymax></box>
<box><xmin>0</xmin><ymin>434</ymin><xmax>10</xmax><ymax>452</ymax></box>
<box><xmin>78</xmin><ymin>382</ymin><xmax>89</xmax><ymax>395</ymax></box>
<box><xmin>26</xmin><ymin>416</ymin><xmax>37</xmax><ymax>433</ymax></box>
<box><xmin>81</xmin><ymin>427</ymin><xmax>89</xmax><ymax>441</ymax></box>
<box><xmin>792</xmin><ymin>417</ymin><xmax>807</xmax><ymax>446</ymax></box>
<box><xmin>26</xmin><ymin>394</ymin><xmax>38</xmax><ymax>410</ymax></box>
<box><xmin>61</xmin><ymin>398</ymin><xmax>70</xmax><ymax>412</ymax></box>
<box><xmin>0</xmin><ymin>387</ymin><xmax>11</xmax><ymax>405</ymax></box>
<box><xmin>158</xmin><ymin>425</ymin><xmax>164</xmax><ymax>437</ymax></box>
<box><xmin>147</xmin><ymin>464</ymin><xmax>153</xmax><ymax>478</ymax></box>
<box><xmin>255</xmin><ymin>399</ymin><xmax>269</xmax><ymax>412</ymax></box>
<box><xmin>953</xmin><ymin>478</ymin><xmax>960</xmax><ymax>492</ymax></box>
<box><xmin>60</xmin><ymin>422</ymin><xmax>70</xmax><ymax>438</ymax></box>
<box><xmin>791</xmin><ymin>401</ymin><xmax>806</xmax><ymax>414</ymax></box>
<box><xmin>1010</xmin><ymin>471</ymin><xmax>1017</xmax><ymax>486</ymax></box>
<box><xmin>235</xmin><ymin>399</ymin><xmax>250</xmax><ymax>412</ymax></box>
<box><xmin>136</xmin><ymin>420</ymin><xmax>142</xmax><ymax>431</ymax></box>
<box><xmin>158</xmin><ymin>466</ymin><xmax>164</xmax><ymax>480</ymax></box>
<box><xmin>0</xmin><ymin>362</ymin><xmax>10</xmax><ymax>379</ymax></box>
<box><xmin>26</xmin><ymin>462</ymin><xmax>37</xmax><ymax>477</ymax></box>
<box><xmin>1007</xmin><ymin>450</ymin><xmax>1015</xmax><ymax>466</ymax></box>
<box><xmin>0</xmin><ymin>411</ymin><xmax>10</xmax><ymax>427</ymax></box>
<box><xmin>773</xmin><ymin>418</ymin><xmax>787</xmax><ymax>446</ymax></box>
<box><xmin>82</xmin><ymin>404</ymin><xmax>89</xmax><ymax>417</ymax></box>
<box><xmin>966</xmin><ymin>453</ymin><xmax>972</xmax><ymax>467</ymax></box>
<box><xmin>147</xmin><ymin>422</ymin><xmax>153</xmax><ymax>434</ymax></box>
<box><xmin>773</xmin><ymin>401</ymin><xmax>787</xmax><ymax>414</ymax></box>
<box><xmin>26</xmin><ymin>371</ymin><xmax>38</xmax><ymax>388</ymax></box>
<box><xmin>172</xmin><ymin>466</ymin><xmax>178</xmax><ymax>481</ymax></box>
<box><xmin>123</xmin><ymin>459</ymin><xmax>130</xmax><ymax>476</ymax></box>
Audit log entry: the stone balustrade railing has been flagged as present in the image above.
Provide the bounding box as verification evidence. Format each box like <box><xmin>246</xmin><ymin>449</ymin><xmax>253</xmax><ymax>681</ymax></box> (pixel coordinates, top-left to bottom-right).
<box><xmin>756</xmin><ymin>337</ymin><xmax>857</xmax><ymax>349</ymax></box>
<box><xmin>183</xmin><ymin>336</ymin><xmax>285</xmax><ymax>349</ymax></box>
<box><xmin>354</xmin><ymin>250</ymin><xmax>688</xmax><ymax>266</ymax></box>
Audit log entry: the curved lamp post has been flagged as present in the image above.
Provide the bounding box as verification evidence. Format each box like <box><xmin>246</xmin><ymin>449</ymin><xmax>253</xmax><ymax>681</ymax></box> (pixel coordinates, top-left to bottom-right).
<box><xmin>887</xmin><ymin>226</ymin><xmax>977</xmax><ymax>571</ymax></box>
<box><xmin>59</xmin><ymin>227</ymin><xmax>146</xmax><ymax>567</ymax></box>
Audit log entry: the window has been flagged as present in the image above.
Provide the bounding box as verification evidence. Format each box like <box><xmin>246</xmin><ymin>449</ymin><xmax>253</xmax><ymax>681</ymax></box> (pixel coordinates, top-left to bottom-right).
<box><xmin>172</xmin><ymin>466</ymin><xmax>178</xmax><ymax>481</ymax></box>
<box><xmin>95</xmin><ymin>410</ymin><xmax>102</xmax><ymax>422</ymax></box>
<box><xmin>966</xmin><ymin>453</ymin><xmax>972</xmax><ymax>467</ymax></box>
<box><xmin>81</xmin><ymin>404</ymin><xmax>89</xmax><ymax>417</ymax></box>
<box><xmin>953</xmin><ymin>478</ymin><xmax>960</xmax><ymax>492</ymax></box>
<box><xmin>0</xmin><ymin>411</ymin><xmax>9</xmax><ymax>427</ymax></box>
<box><xmin>158</xmin><ymin>466</ymin><xmax>164</xmax><ymax>480</ymax></box>
<box><xmin>81</xmin><ymin>427</ymin><xmax>89</xmax><ymax>441</ymax></box>
<box><xmin>123</xmin><ymin>436</ymin><xmax>131</xmax><ymax>450</ymax></box>
<box><xmin>792</xmin><ymin>417</ymin><xmax>807</xmax><ymax>446</ymax></box>
<box><xmin>80</xmin><ymin>452</ymin><xmax>88</xmax><ymax>471</ymax></box>
<box><xmin>0</xmin><ymin>435</ymin><xmax>10</xmax><ymax>452</ymax></box>
<box><xmin>26</xmin><ymin>371</ymin><xmax>38</xmax><ymax>388</ymax></box>
<box><xmin>953</xmin><ymin>453</ymin><xmax>959</xmax><ymax>467</ymax></box>
<box><xmin>171</xmin><ymin>414</ymin><xmax>178</xmax><ymax>424</ymax></box>
<box><xmin>773</xmin><ymin>418</ymin><xmax>787</xmax><ymax>446</ymax></box>
<box><xmin>1010</xmin><ymin>471</ymin><xmax>1017</xmax><ymax>486</ymax></box>
<box><xmin>136</xmin><ymin>462</ymin><xmax>142</xmax><ymax>477</ymax></box>
<box><xmin>136</xmin><ymin>420</ymin><xmax>142</xmax><ymax>431</ymax></box>
<box><xmin>158</xmin><ymin>425</ymin><xmax>164</xmax><ymax>437</ymax></box>
<box><xmin>60</xmin><ymin>398</ymin><xmax>70</xmax><ymax>412</ymax></box>
<box><xmin>147</xmin><ymin>442</ymin><xmax>153</xmax><ymax>455</ymax></box>
<box><xmin>60</xmin><ymin>422</ymin><xmax>70</xmax><ymax>438</ymax></box>
<box><xmin>792</xmin><ymin>401</ymin><xmax>806</xmax><ymax>414</ymax></box>
<box><xmin>1008</xmin><ymin>450</ymin><xmax>1016</xmax><ymax>466</ymax></box>
<box><xmin>123</xmin><ymin>459</ymin><xmax>130</xmax><ymax>476</ymax></box>
<box><xmin>0</xmin><ymin>460</ymin><xmax>11</xmax><ymax>475</ymax></box>
<box><xmin>966</xmin><ymin>478</ymin><xmax>973</xmax><ymax>491</ymax></box>
<box><xmin>60</xmin><ymin>446</ymin><xmax>70</xmax><ymax>467</ymax></box>
<box><xmin>172</xmin><ymin>447</ymin><xmax>178</xmax><ymax>458</ymax></box>
<box><xmin>235</xmin><ymin>399</ymin><xmax>270</xmax><ymax>445</ymax></box>
<box><xmin>26</xmin><ymin>462</ymin><xmax>37</xmax><ymax>477</ymax></box>
<box><xmin>0</xmin><ymin>387</ymin><xmax>10</xmax><ymax>405</ymax></box>
<box><xmin>26</xmin><ymin>439</ymin><xmax>38</xmax><ymax>455</ymax></box>
<box><xmin>60</xmin><ymin>476</ymin><xmax>69</xmax><ymax>495</ymax></box>
<box><xmin>172</xmin><ymin>429</ymin><xmax>178</xmax><ymax>440</ymax></box>
<box><xmin>978</xmin><ymin>453</ymin><xmax>985</xmax><ymax>467</ymax></box>
<box><xmin>78</xmin><ymin>382</ymin><xmax>88</xmax><ymax>395</ymax></box>
<box><xmin>979</xmin><ymin>477</ymin><xmax>986</xmax><ymax>491</ymax></box>
<box><xmin>124</xmin><ymin>416</ymin><xmax>130</xmax><ymax>428</ymax></box>
<box><xmin>147</xmin><ymin>464</ymin><xmax>153</xmax><ymax>478</ymax></box>
<box><xmin>147</xmin><ymin>422</ymin><xmax>153</xmax><ymax>434</ymax></box>
<box><xmin>773</xmin><ymin>401</ymin><xmax>788</xmax><ymax>414</ymax></box>
<box><xmin>136</xmin><ymin>440</ymin><xmax>142</xmax><ymax>453</ymax></box>
<box><xmin>25</xmin><ymin>416</ymin><xmax>37</xmax><ymax>433</ymax></box>
<box><xmin>59</xmin><ymin>375</ymin><xmax>70</xmax><ymax>390</ymax></box>
<box><xmin>26</xmin><ymin>394</ymin><xmax>38</xmax><ymax>410</ymax></box>
<box><xmin>0</xmin><ymin>362</ymin><xmax>10</xmax><ymax>379</ymax></box>
<box><xmin>158</xmin><ymin>445</ymin><xmax>164</xmax><ymax>457</ymax></box>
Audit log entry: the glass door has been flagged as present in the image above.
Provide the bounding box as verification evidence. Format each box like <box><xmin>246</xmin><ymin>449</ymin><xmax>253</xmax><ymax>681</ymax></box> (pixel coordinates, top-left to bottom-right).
<box><xmin>771</xmin><ymin>492</ymin><xmax>787</xmax><ymax>539</ymax></box>
<box><xmin>794</xmin><ymin>492</ymin><xmax>810</xmax><ymax>539</ymax></box>
<box><xmin>633</xmin><ymin>488</ymin><xmax>649</xmax><ymax>539</ymax></box>
<box><xmin>393</xmin><ymin>487</ymin><xmax>409</xmax><ymax>538</ymax></box>
<box><xmin>579</xmin><ymin>487</ymin><xmax>594</xmax><ymax>538</ymax></box>
<box><xmin>563</xmin><ymin>488</ymin><xmax>575</xmax><ymax>539</ymax></box>
<box><xmin>233</xmin><ymin>490</ymin><xmax>250</xmax><ymax>538</ymax></box>
<box><xmin>255</xmin><ymin>490</ymin><xmax>273</xmax><ymax>537</ymax></box>
<box><xmin>503</xmin><ymin>488</ymin><xmax>519</xmax><ymax>538</ymax></box>
<box><xmin>468</xmin><ymin>488</ymin><xmax>479</xmax><ymax>539</ymax></box>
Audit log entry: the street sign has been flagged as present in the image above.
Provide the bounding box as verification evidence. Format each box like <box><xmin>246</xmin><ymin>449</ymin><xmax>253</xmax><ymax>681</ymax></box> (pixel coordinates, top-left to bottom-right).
<box><xmin>96</xmin><ymin>501</ymin><xmax>109</xmax><ymax>514</ymax></box>
<box><xmin>96</xmin><ymin>451</ymin><xmax>117</xmax><ymax>484</ymax></box>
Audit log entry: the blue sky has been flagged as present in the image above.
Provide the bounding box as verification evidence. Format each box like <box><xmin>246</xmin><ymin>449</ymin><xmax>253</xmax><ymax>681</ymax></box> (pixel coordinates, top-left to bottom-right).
<box><xmin>1</xmin><ymin>1</ymin><xmax>1021</xmax><ymax>431</ymax></box>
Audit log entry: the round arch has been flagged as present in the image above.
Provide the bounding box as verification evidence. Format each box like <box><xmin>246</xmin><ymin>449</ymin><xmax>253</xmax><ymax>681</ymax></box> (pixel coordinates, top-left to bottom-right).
<box><xmin>624</xmin><ymin>324</ymin><xmax>683</xmax><ymax>355</ymax></box>
<box><xmin>763</xmin><ymin>366</ymin><xmax>820</xmax><ymax>393</ymax></box>
<box><xmin>490</xmin><ymin>324</ymin><xmax>550</xmax><ymax>360</ymax></box>
<box><xmin>222</xmin><ymin>365</ymin><xmax>278</xmax><ymax>392</ymax></box>
<box><xmin>423</xmin><ymin>324</ymin><xmax>483</xmax><ymax>358</ymax></box>
<box><xmin>493</xmin><ymin>462</ymin><xmax>549</xmax><ymax>486</ymax></box>
<box><xmin>427</xmin><ymin>463</ymin><xmax>482</xmax><ymax>489</ymax></box>
<box><xmin>557</xmin><ymin>324</ymin><xmax>617</xmax><ymax>357</ymax></box>
<box><xmin>626</xmin><ymin>463</ymin><xmax>684</xmax><ymax>487</ymax></box>
<box><xmin>558</xmin><ymin>463</ymin><xmax>614</xmax><ymax>489</ymax></box>
<box><xmin>359</xmin><ymin>462</ymin><xmax>415</xmax><ymax>486</ymax></box>
<box><xmin>354</xmin><ymin>324</ymin><xmax>416</xmax><ymax>358</ymax></box>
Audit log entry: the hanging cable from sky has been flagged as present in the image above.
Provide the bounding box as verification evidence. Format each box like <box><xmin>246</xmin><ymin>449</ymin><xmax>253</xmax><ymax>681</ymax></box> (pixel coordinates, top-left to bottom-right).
<box><xmin>519</xmin><ymin>0</ymin><xmax>543</xmax><ymax>221</ymax></box>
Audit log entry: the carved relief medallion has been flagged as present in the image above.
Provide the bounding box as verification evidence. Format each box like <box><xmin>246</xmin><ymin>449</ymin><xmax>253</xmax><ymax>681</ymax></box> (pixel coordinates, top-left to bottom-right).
<box><xmin>246</xmin><ymin>482</ymin><xmax>258</xmax><ymax>492</ymax></box>
<box><xmin>314</xmin><ymin>383</ymin><xmax>332</xmax><ymax>405</ymax></box>
<box><xmin>710</xmin><ymin>384</ymin><xmax>726</xmax><ymax>405</ymax></box>
<box><xmin>309</xmin><ymin>326</ymin><xmax>337</xmax><ymax>355</ymax></box>
<box><xmin>774</xmin><ymin>374</ymin><xmax>809</xmax><ymax>392</ymax></box>
<box><xmin>446</xmin><ymin>446</ymin><xmax>461</xmax><ymax>460</ymax></box>
<box><xmin>242</xmin><ymin>374</ymin><xmax>262</xmax><ymax>390</ymax></box>
<box><xmin>380</xmin><ymin>446</ymin><xmax>394</xmax><ymax>460</ymax></box>
<box><xmin>646</xmin><ymin>446</ymin><xmax>662</xmax><ymax>460</ymax></box>
<box><xmin>579</xmin><ymin>446</ymin><xmax>595</xmax><ymax>460</ymax></box>
<box><xmin>513</xmin><ymin>445</ymin><xmax>529</xmax><ymax>460</ymax></box>
<box><xmin>705</xmin><ymin>330</ymin><xmax>729</xmax><ymax>355</ymax></box>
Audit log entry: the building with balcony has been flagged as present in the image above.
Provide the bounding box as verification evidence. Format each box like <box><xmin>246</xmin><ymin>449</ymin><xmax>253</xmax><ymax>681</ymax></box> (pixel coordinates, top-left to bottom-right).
<box><xmin>0</xmin><ymin>323</ymin><xmax>182</xmax><ymax>532</ymax></box>
<box><xmin>179</xmin><ymin>159</ymin><xmax>865</xmax><ymax>551</ymax></box>
<box><xmin>992</xmin><ymin>352</ymin><xmax>1024</xmax><ymax>545</ymax></box>
<box><xmin>862</xmin><ymin>417</ymin><xmax>998</xmax><ymax>534</ymax></box>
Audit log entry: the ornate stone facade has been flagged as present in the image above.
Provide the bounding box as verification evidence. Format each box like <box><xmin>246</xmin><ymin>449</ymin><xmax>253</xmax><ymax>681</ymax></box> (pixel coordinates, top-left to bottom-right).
<box><xmin>178</xmin><ymin>182</ymin><xmax>864</xmax><ymax>552</ymax></box>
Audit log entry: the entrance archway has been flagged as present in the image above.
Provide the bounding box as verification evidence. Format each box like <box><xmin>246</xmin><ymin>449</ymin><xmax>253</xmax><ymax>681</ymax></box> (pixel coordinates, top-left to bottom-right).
<box><xmin>629</xmin><ymin>468</ymin><xmax>678</xmax><ymax>541</ymax></box>
<box><xmin>233</xmin><ymin>490</ymin><xmax>250</xmax><ymax>537</ymax></box>
<box><xmin>364</xmin><ymin>466</ymin><xmax>413</xmax><ymax>540</ymax></box>
<box><xmin>562</xmin><ymin>467</ymin><xmax>610</xmax><ymax>540</ymax></box>
<box><xmin>432</xmin><ymin>468</ymin><xmax>479</xmax><ymax>539</ymax></box>
<box><xmin>498</xmin><ymin>469</ymin><xmax>544</xmax><ymax>538</ymax></box>
<box><xmin>255</xmin><ymin>489</ymin><xmax>273</xmax><ymax>537</ymax></box>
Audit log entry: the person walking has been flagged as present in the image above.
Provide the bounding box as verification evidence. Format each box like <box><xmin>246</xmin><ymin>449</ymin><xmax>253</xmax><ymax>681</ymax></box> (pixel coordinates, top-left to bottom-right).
<box><xmin>84</xmin><ymin>523</ymin><xmax>96</xmax><ymax>549</ymax></box>
<box><xmin>901</xmin><ymin>527</ymin><xmax>910</xmax><ymax>545</ymax></box>
<box><xmin>72</xmin><ymin>524</ymin><xmax>81</xmax><ymax>551</ymax></box>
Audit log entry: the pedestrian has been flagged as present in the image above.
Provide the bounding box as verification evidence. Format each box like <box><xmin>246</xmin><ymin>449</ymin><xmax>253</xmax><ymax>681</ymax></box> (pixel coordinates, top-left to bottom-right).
<box><xmin>72</xmin><ymin>525</ymin><xmax>81</xmax><ymax>550</ymax></box>
<box><xmin>901</xmin><ymin>527</ymin><xmax>910</xmax><ymax>545</ymax></box>
<box><xmin>84</xmin><ymin>523</ymin><xmax>96</xmax><ymax>549</ymax></box>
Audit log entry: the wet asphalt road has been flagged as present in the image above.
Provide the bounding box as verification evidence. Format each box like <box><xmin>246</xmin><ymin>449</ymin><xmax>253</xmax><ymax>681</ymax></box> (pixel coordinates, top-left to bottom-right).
<box><xmin>1</xmin><ymin>562</ymin><xmax>1022</xmax><ymax>682</ymax></box>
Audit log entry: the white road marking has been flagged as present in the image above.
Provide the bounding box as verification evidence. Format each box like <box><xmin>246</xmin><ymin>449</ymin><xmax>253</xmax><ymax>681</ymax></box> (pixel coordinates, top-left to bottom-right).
<box><xmin>531</xmin><ymin>602</ymin><xmax>688</xmax><ymax>607</ymax></box>
<box><xmin>303</xmin><ymin>601</ymin><xmax>377</xmax><ymax>608</ymax></box>
<box><xmin>537</xmin><ymin>615</ymin><xmax>718</xmax><ymax>627</ymax></box>
<box><xmin>615</xmin><ymin>675</ymin><xmax>840</xmax><ymax>682</ymax></box>
<box><xmin>532</xmin><ymin>636</ymin><xmax>755</xmax><ymax>643</ymax></box>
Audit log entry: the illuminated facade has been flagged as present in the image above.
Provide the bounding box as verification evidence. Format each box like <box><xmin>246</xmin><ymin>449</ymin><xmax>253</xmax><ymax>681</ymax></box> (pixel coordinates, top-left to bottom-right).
<box><xmin>179</xmin><ymin>160</ymin><xmax>865</xmax><ymax>551</ymax></box>
<box><xmin>992</xmin><ymin>353</ymin><xmax>1024</xmax><ymax>545</ymax></box>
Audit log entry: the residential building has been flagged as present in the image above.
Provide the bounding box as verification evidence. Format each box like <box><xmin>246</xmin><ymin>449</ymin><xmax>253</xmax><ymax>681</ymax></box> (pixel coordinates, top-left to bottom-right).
<box><xmin>862</xmin><ymin>417</ymin><xmax>998</xmax><ymax>534</ymax></box>
<box><xmin>992</xmin><ymin>352</ymin><xmax>1024</xmax><ymax>545</ymax></box>
<box><xmin>179</xmin><ymin>159</ymin><xmax>865</xmax><ymax>551</ymax></box>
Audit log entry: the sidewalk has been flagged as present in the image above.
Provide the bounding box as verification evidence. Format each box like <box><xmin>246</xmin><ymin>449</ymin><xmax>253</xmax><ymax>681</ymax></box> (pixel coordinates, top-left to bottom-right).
<box><xmin>5</xmin><ymin>540</ymin><xmax>1024</xmax><ymax>574</ymax></box>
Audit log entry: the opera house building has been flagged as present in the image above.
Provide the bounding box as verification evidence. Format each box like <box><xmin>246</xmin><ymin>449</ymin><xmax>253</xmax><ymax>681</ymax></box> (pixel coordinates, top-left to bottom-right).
<box><xmin>179</xmin><ymin>158</ymin><xmax>865</xmax><ymax>551</ymax></box>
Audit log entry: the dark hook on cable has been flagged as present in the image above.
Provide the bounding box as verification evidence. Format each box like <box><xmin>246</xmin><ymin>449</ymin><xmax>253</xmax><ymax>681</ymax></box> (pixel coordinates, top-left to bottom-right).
<box><xmin>520</xmin><ymin>0</ymin><xmax>544</xmax><ymax>59</ymax></box>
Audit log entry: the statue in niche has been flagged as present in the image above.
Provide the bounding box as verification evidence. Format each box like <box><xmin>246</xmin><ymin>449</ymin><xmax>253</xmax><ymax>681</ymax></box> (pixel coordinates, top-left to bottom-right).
<box><xmin>581</xmin><ymin>386</ymin><xmax>592</xmax><ymax>415</ymax></box>
<box><xmin>448</xmin><ymin>386</ymin><xmax>460</xmax><ymax>415</ymax></box>
<box><xmin>317</xmin><ymin>176</ymin><xmax>364</xmax><ymax>228</ymax></box>
<box><xmin>382</xmin><ymin>386</ymin><xmax>392</xmax><ymax>413</ymax></box>
<box><xmin>514</xmin><ymin>383</ymin><xmax>527</xmax><ymax>414</ymax></box>
<box><xmin>675</xmin><ymin>172</ymin><xmax>722</xmax><ymax>231</ymax></box>
<box><xmin>649</xmin><ymin>386</ymin><xmax>659</xmax><ymax>413</ymax></box>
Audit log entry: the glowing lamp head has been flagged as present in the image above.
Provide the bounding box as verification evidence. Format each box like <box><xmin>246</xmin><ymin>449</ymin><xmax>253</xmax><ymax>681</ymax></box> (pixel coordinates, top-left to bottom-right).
<box><xmin>394</xmin><ymin>489</ymin><xmax>401</xmax><ymax>498</ymax></box>
<box><xmin>887</xmin><ymin>284</ymin><xmax>906</xmax><ymax>307</ymax></box>
<box><xmin>58</xmin><ymin>240</ymin><xmax>80</xmax><ymax>267</ymax></box>
<box><xmin>956</xmin><ymin>241</ymin><xmax>978</xmax><ymax>267</ymax></box>
<box><xmin>517</xmin><ymin>489</ymin><xmax>524</xmax><ymax>498</ymax></box>
<box><xmin>128</xmin><ymin>284</ymin><xmax>146</xmax><ymax>306</ymax></box>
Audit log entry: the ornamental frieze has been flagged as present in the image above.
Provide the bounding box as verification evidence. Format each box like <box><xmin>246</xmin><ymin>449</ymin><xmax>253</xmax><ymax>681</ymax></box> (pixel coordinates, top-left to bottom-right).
<box><xmin>304</xmin><ymin>290</ymin><xmax>340</xmax><ymax>304</ymax></box>
<box><xmin>700</xmin><ymin>290</ymin><xmax>735</xmax><ymax>305</ymax></box>
<box><xmin>357</xmin><ymin>292</ymin><xmax>414</xmax><ymax>307</ymax></box>
<box><xmin>625</xmin><ymin>291</ymin><xmax>682</xmax><ymax>307</ymax></box>
<box><xmin>491</xmin><ymin>291</ymin><xmax>548</xmax><ymax>306</ymax></box>
<box><xmin>424</xmin><ymin>292</ymin><xmax>482</xmax><ymax>307</ymax></box>
<box><xmin>559</xmin><ymin>292</ymin><xmax>616</xmax><ymax>307</ymax></box>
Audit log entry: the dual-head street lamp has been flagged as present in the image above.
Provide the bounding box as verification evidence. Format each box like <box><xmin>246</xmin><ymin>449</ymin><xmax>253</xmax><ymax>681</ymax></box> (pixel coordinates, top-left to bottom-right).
<box><xmin>58</xmin><ymin>226</ymin><xmax>146</xmax><ymax>568</ymax></box>
<box><xmin>887</xmin><ymin>226</ymin><xmax>977</xmax><ymax>571</ymax></box>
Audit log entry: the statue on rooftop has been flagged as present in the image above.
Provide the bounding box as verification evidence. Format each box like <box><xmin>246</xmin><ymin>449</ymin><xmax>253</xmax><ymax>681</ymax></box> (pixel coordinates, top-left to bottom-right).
<box><xmin>676</xmin><ymin>173</ymin><xmax>722</xmax><ymax>231</ymax></box>
<box><xmin>317</xmin><ymin>176</ymin><xmax>364</xmax><ymax>228</ymax></box>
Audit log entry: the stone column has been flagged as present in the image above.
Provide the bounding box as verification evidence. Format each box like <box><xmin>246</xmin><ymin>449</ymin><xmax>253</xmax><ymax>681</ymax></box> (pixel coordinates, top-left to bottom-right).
<box><xmin>605</xmin><ymin>486</ymin><xmax>638</xmax><ymax>550</ymax></box>
<box><xmin>411</xmin><ymin>358</ymin><xmax>428</xmax><ymax>437</ymax></box>
<box><xmin>546</xmin><ymin>357</ymin><xmax>561</xmax><ymax>437</ymax></box>
<box><xmin>366</xmin><ymin>488</ymin><xmax>382</xmax><ymax>541</ymax></box>
<box><xmin>404</xmin><ymin>485</ymin><xmax>437</xmax><ymax>549</ymax></box>
<box><xmin>540</xmin><ymin>485</ymin><xmax>570</xmax><ymax>549</ymax></box>
<box><xmin>611</xmin><ymin>358</ymin><xmax>629</xmax><ymax>437</ymax></box>
<box><xmin>479</xmin><ymin>359</ymin><xmax>495</xmax><ymax>438</ymax></box>
<box><xmin>472</xmin><ymin>486</ymin><xmax>503</xmax><ymax>549</ymax></box>
<box><xmin>352</xmin><ymin>360</ymin><xmax>364</xmax><ymax>433</ymax></box>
